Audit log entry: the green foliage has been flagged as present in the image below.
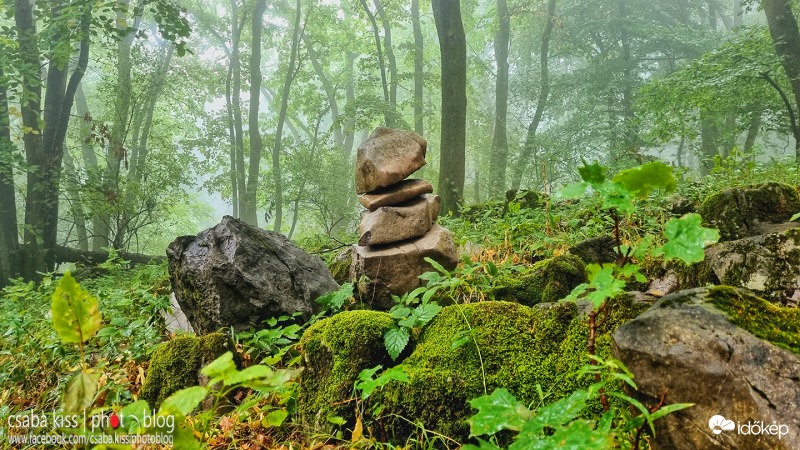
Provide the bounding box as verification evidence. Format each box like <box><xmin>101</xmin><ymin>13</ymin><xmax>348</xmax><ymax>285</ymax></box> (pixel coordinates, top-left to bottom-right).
<box><xmin>51</xmin><ymin>271</ymin><xmax>102</xmax><ymax>346</ymax></box>
<box><xmin>463</xmin><ymin>357</ymin><xmax>693</xmax><ymax>450</ymax></box>
<box><xmin>660</xmin><ymin>213</ymin><xmax>720</xmax><ymax>264</ymax></box>
<box><xmin>315</xmin><ymin>282</ymin><xmax>355</xmax><ymax>313</ymax></box>
<box><xmin>384</xmin><ymin>278</ymin><xmax>444</xmax><ymax>360</ymax></box>
<box><xmin>355</xmin><ymin>365</ymin><xmax>410</xmax><ymax>399</ymax></box>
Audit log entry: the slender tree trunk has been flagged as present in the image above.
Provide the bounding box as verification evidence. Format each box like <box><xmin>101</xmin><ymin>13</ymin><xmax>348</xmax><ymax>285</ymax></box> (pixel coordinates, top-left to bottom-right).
<box><xmin>62</xmin><ymin>150</ymin><xmax>88</xmax><ymax>251</ymax></box>
<box><xmin>307</xmin><ymin>43</ymin><xmax>343</xmax><ymax>148</ymax></box>
<box><xmin>230</xmin><ymin>0</ymin><xmax>247</xmax><ymax>218</ymax></box>
<box><xmin>763</xmin><ymin>0</ymin><xmax>800</xmax><ymax>160</ymax></box>
<box><xmin>676</xmin><ymin>135</ymin><xmax>685</xmax><ymax>168</ymax></box>
<box><xmin>225</xmin><ymin>59</ymin><xmax>239</xmax><ymax>218</ymax></box>
<box><xmin>241</xmin><ymin>0</ymin><xmax>267</xmax><ymax>226</ymax></box>
<box><xmin>344</xmin><ymin>52</ymin><xmax>358</xmax><ymax>157</ymax></box>
<box><xmin>744</xmin><ymin>106</ymin><xmax>762</xmax><ymax>153</ymax></box>
<box><xmin>433</xmin><ymin>0</ymin><xmax>467</xmax><ymax>216</ymax></box>
<box><xmin>0</xmin><ymin>67</ymin><xmax>19</xmax><ymax>284</ymax></box>
<box><xmin>734</xmin><ymin>0</ymin><xmax>743</xmax><ymax>28</ymax></box>
<box><xmin>16</xmin><ymin>0</ymin><xmax>46</xmax><ymax>277</ymax></box>
<box><xmin>375</xmin><ymin>0</ymin><xmax>397</xmax><ymax>115</ymax></box>
<box><xmin>361</xmin><ymin>0</ymin><xmax>393</xmax><ymax>126</ymax></box>
<box><xmin>412</xmin><ymin>0</ymin><xmax>424</xmax><ymax>136</ymax></box>
<box><xmin>488</xmin><ymin>0</ymin><xmax>510</xmax><ymax>198</ymax></box>
<box><xmin>511</xmin><ymin>0</ymin><xmax>556</xmax><ymax>190</ymax></box>
<box><xmin>619</xmin><ymin>0</ymin><xmax>638</xmax><ymax>162</ymax></box>
<box><xmin>700</xmin><ymin>109</ymin><xmax>720</xmax><ymax>174</ymax></box>
<box><xmin>272</xmin><ymin>0</ymin><xmax>303</xmax><ymax>232</ymax></box>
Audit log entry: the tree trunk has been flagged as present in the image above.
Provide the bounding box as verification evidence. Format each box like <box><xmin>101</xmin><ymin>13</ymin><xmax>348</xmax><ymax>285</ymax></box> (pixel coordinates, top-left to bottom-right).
<box><xmin>225</xmin><ymin>58</ymin><xmax>239</xmax><ymax>218</ymax></box>
<box><xmin>272</xmin><ymin>0</ymin><xmax>303</xmax><ymax>233</ymax></box>
<box><xmin>361</xmin><ymin>0</ymin><xmax>394</xmax><ymax>127</ymax></box>
<box><xmin>344</xmin><ymin>52</ymin><xmax>359</xmax><ymax>157</ymax></box>
<box><xmin>432</xmin><ymin>0</ymin><xmax>467</xmax><ymax>216</ymax></box>
<box><xmin>700</xmin><ymin>109</ymin><xmax>720</xmax><ymax>174</ymax></box>
<box><xmin>375</xmin><ymin>0</ymin><xmax>397</xmax><ymax>117</ymax></box>
<box><xmin>0</xmin><ymin>67</ymin><xmax>19</xmax><ymax>284</ymax></box>
<box><xmin>16</xmin><ymin>0</ymin><xmax>46</xmax><ymax>277</ymax></box>
<box><xmin>744</xmin><ymin>106</ymin><xmax>762</xmax><ymax>153</ymax></box>
<box><xmin>412</xmin><ymin>0</ymin><xmax>424</xmax><ymax>136</ymax></box>
<box><xmin>62</xmin><ymin>150</ymin><xmax>89</xmax><ymax>251</ymax></box>
<box><xmin>307</xmin><ymin>43</ymin><xmax>343</xmax><ymax>148</ymax></box>
<box><xmin>51</xmin><ymin>245</ymin><xmax>165</xmax><ymax>266</ymax></box>
<box><xmin>488</xmin><ymin>0</ymin><xmax>510</xmax><ymax>199</ymax></box>
<box><xmin>230</xmin><ymin>0</ymin><xmax>247</xmax><ymax>219</ymax></box>
<box><xmin>763</xmin><ymin>0</ymin><xmax>800</xmax><ymax>160</ymax></box>
<box><xmin>511</xmin><ymin>0</ymin><xmax>556</xmax><ymax>190</ymax></box>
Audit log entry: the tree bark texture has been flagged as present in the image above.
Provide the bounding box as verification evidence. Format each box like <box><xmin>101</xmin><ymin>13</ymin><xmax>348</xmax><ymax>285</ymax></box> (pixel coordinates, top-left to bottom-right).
<box><xmin>0</xmin><ymin>67</ymin><xmax>19</xmax><ymax>284</ymax></box>
<box><xmin>763</xmin><ymin>0</ymin><xmax>800</xmax><ymax>159</ymax></box>
<box><xmin>488</xmin><ymin>0</ymin><xmax>510</xmax><ymax>198</ymax></box>
<box><xmin>433</xmin><ymin>0</ymin><xmax>467</xmax><ymax>216</ymax></box>
<box><xmin>412</xmin><ymin>0</ymin><xmax>424</xmax><ymax>136</ymax></box>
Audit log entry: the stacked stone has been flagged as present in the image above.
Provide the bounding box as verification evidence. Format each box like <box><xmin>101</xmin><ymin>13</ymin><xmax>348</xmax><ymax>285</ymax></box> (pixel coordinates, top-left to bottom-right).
<box><xmin>350</xmin><ymin>127</ymin><xmax>458</xmax><ymax>310</ymax></box>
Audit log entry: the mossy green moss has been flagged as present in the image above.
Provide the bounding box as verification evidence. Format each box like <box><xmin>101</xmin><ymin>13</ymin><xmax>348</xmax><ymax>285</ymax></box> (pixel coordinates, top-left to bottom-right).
<box><xmin>707</xmin><ymin>286</ymin><xmax>800</xmax><ymax>355</ymax></box>
<box><xmin>327</xmin><ymin>259</ymin><xmax>350</xmax><ymax>285</ymax></box>
<box><xmin>371</xmin><ymin>298</ymin><xmax>647</xmax><ymax>443</ymax></box>
<box><xmin>139</xmin><ymin>333</ymin><xmax>238</xmax><ymax>409</ymax></box>
<box><xmin>493</xmin><ymin>255</ymin><xmax>587</xmax><ymax>306</ymax></box>
<box><xmin>297</xmin><ymin>310</ymin><xmax>395</xmax><ymax>432</ymax></box>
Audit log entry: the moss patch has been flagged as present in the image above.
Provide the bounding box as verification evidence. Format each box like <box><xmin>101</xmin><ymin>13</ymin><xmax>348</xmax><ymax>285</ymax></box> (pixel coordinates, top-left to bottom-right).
<box><xmin>297</xmin><ymin>310</ymin><xmax>395</xmax><ymax>432</ymax></box>
<box><xmin>371</xmin><ymin>298</ymin><xmax>647</xmax><ymax>443</ymax></box>
<box><xmin>707</xmin><ymin>286</ymin><xmax>800</xmax><ymax>355</ymax></box>
<box><xmin>493</xmin><ymin>255</ymin><xmax>587</xmax><ymax>306</ymax></box>
<box><xmin>139</xmin><ymin>333</ymin><xmax>238</xmax><ymax>410</ymax></box>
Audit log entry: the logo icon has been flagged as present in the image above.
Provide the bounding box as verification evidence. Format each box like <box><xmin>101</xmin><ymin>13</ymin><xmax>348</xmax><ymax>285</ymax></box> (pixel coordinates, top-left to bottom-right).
<box><xmin>709</xmin><ymin>415</ymin><xmax>735</xmax><ymax>435</ymax></box>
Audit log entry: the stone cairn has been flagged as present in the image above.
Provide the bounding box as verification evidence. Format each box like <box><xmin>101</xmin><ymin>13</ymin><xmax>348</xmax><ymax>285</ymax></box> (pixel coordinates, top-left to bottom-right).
<box><xmin>350</xmin><ymin>127</ymin><xmax>458</xmax><ymax>310</ymax></box>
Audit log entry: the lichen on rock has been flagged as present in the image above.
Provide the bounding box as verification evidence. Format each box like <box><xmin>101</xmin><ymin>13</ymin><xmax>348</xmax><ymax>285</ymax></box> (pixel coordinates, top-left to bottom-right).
<box><xmin>139</xmin><ymin>333</ymin><xmax>239</xmax><ymax>410</ymax></box>
<box><xmin>493</xmin><ymin>254</ymin><xmax>587</xmax><ymax>306</ymax></box>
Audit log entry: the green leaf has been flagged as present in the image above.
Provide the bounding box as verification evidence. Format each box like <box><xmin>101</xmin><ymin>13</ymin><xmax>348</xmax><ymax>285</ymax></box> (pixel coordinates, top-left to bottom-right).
<box><xmin>415</xmin><ymin>303</ymin><xmax>442</xmax><ymax>325</ymax></box>
<box><xmin>263</xmin><ymin>409</ymin><xmax>288</xmax><ymax>427</ymax></box>
<box><xmin>462</xmin><ymin>438</ymin><xmax>503</xmax><ymax>450</ymax></box>
<box><xmin>327</xmin><ymin>415</ymin><xmax>346</xmax><ymax>425</ymax></box>
<box><xmin>200</xmin><ymin>351</ymin><xmax>237</xmax><ymax>381</ymax></box>
<box><xmin>556</xmin><ymin>182</ymin><xmax>590</xmax><ymax>199</ymax></box>
<box><xmin>451</xmin><ymin>329</ymin><xmax>475</xmax><ymax>350</ymax></box>
<box><xmin>662</xmin><ymin>213</ymin><xmax>720</xmax><ymax>264</ymax></box>
<box><xmin>159</xmin><ymin>386</ymin><xmax>208</xmax><ymax>416</ymax></box>
<box><xmin>62</xmin><ymin>370</ymin><xmax>97</xmax><ymax>413</ymax></box>
<box><xmin>517</xmin><ymin>389</ymin><xmax>592</xmax><ymax>437</ymax></box>
<box><xmin>585</xmin><ymin>266</ymin><xmax>626</xmax><ymax>308</ymax></box>
<box><xmin>356</xmin><ymin>365</ymin><xmax>410</xmax><ymax>398</ymax></box>
<box><xmin>223</xmin><ymin>365</ymin><xmax>273</xmax><ymax>386</ymax></box>
<box><xmin>578</xmin><ymin>159</ymin><xmax>607</xmax><ymax>184</ymax></box>
<box><xmin>467</xmin><ymin>388</ymin><xmax>532</xmax><ymax>436</ymax></box>
<box><xmin>791</xmin><ymin>212</ymin><xmax>800</xmax><ymax>222</ymax></box>
<box><xmin>51</xmin><ymin>271</ymin><xmax>102</xmax><ymax>344</ymax></box>
<box><xmin>611</xmin><ymin>161</ymin><xmax>677</xmax><ymax>198</ymax></box>
<box><xmin>384</xmin><ymin>327</ymin><xmax>410</xmax><ymax>361</ymax></box>
<box><xmin>512</xmin><ymin>419</ymin><xmax>614</xmax><ymax>450</ymax></box>
<box><xmin>315</xmin><ymin>283</ymin><xmax>354</xmax><ymax>312</ymax></box>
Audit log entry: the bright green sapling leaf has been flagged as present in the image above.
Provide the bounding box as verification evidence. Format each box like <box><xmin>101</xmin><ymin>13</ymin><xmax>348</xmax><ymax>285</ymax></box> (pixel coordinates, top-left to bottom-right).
<box><xmin>661</xmin><ymin>213</ymin><xmax>720</xmax><ymax>264</ymax></box>
<box><xmin>200</xmin><ymin>351</ymin><xmax>237</xmax><ymax>383</ymax></box>
<box><xmin>160</xmin><ymin>385</ymin><xmax>208</xmax><ymax>416</ymax></box>
<box><xmin>62</xmin><ymin>370</ymin><xmax>98</xmax><ymax>413</ymax></box>
<box><xmin>467</xmin><ymin>388</ymin><xmax>532</xmax><ymax>436</ymax></box>
<box><xmin>51</xmin><ymin>271</ymin><xmax>102</xmax><ymax>344</ymax></box>
<box><xmin>556</xmin><ymin>182</ymin><xmax>590</xmax><ymax>199</ymax></box>
<box><xmin>578</xmin><ymin>159</ymin><xmax>607</xmax><ymax>184</ymax></box>
<box><xmin>415</xmin><ymin>303</ymin><xmax>442</xmax><ymax>325</ymax></box>
<box><xmin>384</xmin><ymin>327</ymin><xmax>410</xmax><ymax>360</ymax></box>
<box><xmin>356</xmin><ymin>365</ymin><xmax>410</xmax><ymax>398</ymax></box>
<box><xmin>611</xmin><ymin>161</ymin><xmax>677</xmax><ymax>198</ymax></box>
<box><xmin>511</xmin><ymin>419</ymin><xmax>614</xmax><ymax>450</ymax></box>
<box><xmin>315</xmin><ymin>282</ymin><xmax>354</xmax><ymax>312</ymax></box>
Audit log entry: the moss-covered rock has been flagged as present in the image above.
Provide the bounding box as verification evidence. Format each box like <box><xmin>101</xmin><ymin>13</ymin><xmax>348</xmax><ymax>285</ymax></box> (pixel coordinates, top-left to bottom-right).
<box><xmin>139</xmin><ymin>333</ymin><xmax>238</xmax><ymax>410</ymax></box>
<box><xmin>503</xmin><ymin>189</ymin><xmax>545</xmax><ymax>214</ymax></box>
<box><xmin>634</xmin><ymin>256</ymin><xmax>713</xmax><ymax>292</ymax></box>
<box><xmin>372</xmin><ymin>298</ymin><xmax>647</xmax><ymax>443</ymax></box>
<box><xmin>699</xmin><ymin>181</ymin><xmax>800</xmax><ymax>241</ymax></box>
<box><xmin>328</xmin><ymin>247</ymin><xmax>352</xmax><ymax>285</ymax></box>
<box><xmin>297</xmin><ymin>310</ymin><xmax>395</xmax><ymax>433</ymax></box>
<box><xmin>493</xmin><ymin>255</ymin><xmax>587</xmax><ymax>306</ymax></box>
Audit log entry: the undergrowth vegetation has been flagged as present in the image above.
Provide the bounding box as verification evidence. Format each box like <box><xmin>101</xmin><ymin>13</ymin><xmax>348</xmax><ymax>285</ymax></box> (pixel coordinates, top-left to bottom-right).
<box><xmin>0</xmin><ymin>159</ymin><xmax>797</xmax><ymax>449</ymax></box>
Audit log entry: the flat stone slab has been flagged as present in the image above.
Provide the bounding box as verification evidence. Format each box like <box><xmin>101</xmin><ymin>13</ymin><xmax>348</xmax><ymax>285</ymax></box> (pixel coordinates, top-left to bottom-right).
<box><xmin>359</xmin><ymin>194</ymin><xmax>440</xmax><ymax>246</ymax></box>
<box><xmin>350</xmin><ymin>224</ymin><xmax>458</xmax><ymax>310</ymax></box>
<box><xmin>355</xmin><ymin>127</ymin><xmax>427</xmax><ymax>194</ymax></box>
<box><xmin>358</xmin><ymin>179</ymin><xmax>433</xmax><ymax>211</ymax></box>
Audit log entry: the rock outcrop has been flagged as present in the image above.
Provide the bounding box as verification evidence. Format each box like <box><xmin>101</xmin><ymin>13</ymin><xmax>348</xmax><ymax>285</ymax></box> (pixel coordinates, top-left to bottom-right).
<box><xmin>351</xmin><ymin>127</ymin><xmax>458</xmax><ymax>309</ymax></box>
<box><xmin>167</xmin><ymin>216</ymin><xmax>339</xmax><ymax>334</ymax></box>
<box><xmin>614</xmin><ymin>286</ymin><xmax>800</xmax><ymax>450</ymax></box>
<box><xmin>699</xmin><ymin>182</ymin><xmax>800</xmax><ymax>241</ymax></box>
<box><xmin>492</xmin><ymin>254</ymin><xmax>587</xmax><ymax>306</ymax></box>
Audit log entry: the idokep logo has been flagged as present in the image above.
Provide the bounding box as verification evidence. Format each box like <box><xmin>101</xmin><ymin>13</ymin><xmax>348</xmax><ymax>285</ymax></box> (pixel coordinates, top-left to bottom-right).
<box><xmin>708</xmin><ymin>414</ymin><xmax>790</xmax><ymax>440</ymax></box>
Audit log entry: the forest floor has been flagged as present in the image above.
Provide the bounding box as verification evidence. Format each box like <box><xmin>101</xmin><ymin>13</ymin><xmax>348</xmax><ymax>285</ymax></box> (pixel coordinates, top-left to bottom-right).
<box><xmin>2</xmin><ymin>160</ymin><xmax>799</xmax><ymax>449</ymax></box>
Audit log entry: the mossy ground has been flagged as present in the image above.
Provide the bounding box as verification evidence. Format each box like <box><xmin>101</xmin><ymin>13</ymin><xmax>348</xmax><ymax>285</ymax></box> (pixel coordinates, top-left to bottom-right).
<box><xmin>370</xmin><ymin>298</ymin><xmax>647</xmax><ymax>444</ymax></box>
<box><xmin>707</xmin><ymin>286</ymin><xmax>800</xmax><ymax>354</ymax></box>
<box><xmin>139</xmin><ymin>333</ymin><xmax>238</xmax><ymax>409</ymax></box>
<box><xmin>493</xmin><ymin>254</ymin><xmax>587</xmax><ymax>306</ymax></box>
<box><xmin>297</xmin><ymin>310</ymin><xmax>395</xmax><ymax>433</ymax></box>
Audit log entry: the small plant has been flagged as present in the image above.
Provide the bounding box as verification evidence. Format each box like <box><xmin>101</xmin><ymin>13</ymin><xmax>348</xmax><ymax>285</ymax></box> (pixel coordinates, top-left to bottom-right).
<box><xmin>463</xmin><ymin>357</ymin><xmax>692</xmax><ymax>449</ymax></box>
<box><xmin>384</xmin><ymin>286</ymin><xmax>443</xmax><ymax>361</ymax></box>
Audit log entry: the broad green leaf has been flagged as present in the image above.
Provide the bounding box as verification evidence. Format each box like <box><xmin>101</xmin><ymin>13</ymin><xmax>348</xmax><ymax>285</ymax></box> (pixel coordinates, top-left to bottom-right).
<box><xmin>462</xmin><ymin>438</ymin><xmax>503</xmax><ymax>450</ymax></box>
<box><xmin>200</xmin><ymin>351</ymin><xmax>237</xmax><ymax>380</ymax></box>
<box><xmin>384</xmin><ymin>327</ymin><xmax>410</xmax><ymax>361</ymax></box>
<box><xmin>223</xmin><ymin>365</ymin><xmax>273</xmax><ymax>386</ymax></box>
<box><xmin>791</xmin><ymin>212</ymin><xmax>800</xmax><ymax>222</ymax></box>
<box><xmin>612</xmin><ymin>161</ymin><xmax>677</xmax><ymax>198</ymax></box>
<box><xmin>62</xmin><ymin>370</ymin><xmax>97</xmax><ymax>414</ymax></box>
<box><xmin>585</xmin><ymin>266</ymin><xmax>626</xmax><ymax>308</ymax></box>
<box><xmin>423</xmin><ymin>257</ymin><xmax>449</xmax><ymax>276</ymax></box>
<box><xmin>512</xmin><ymin>419</ymin><xmax>614</xmax><ymax>450</ymax></box>
<box><xmin>327</xmin><ymin>415</ymin><xmax>346</xmax><ymax>425</ymax></box>
<box><xmin>619</xmin><ymin>403</ymin><xmax>694</xmax><ymax>433</ymax></box>
<box><xmin>517</xmin><ymin>389</ymin><xmax>591</xmax><ymax>438</ymax></box>
<box><xmin>263</xmin><ymin>409</ymin><xmax>288</xmax><ymax>427</ymax></box>
<box><xmin>452</xmin><ymin>329</ymin><xmax>475</xmax><ymax>350</ymax></box>
<box><xmin>358</xmin><ymin>365</ymin><xmax>383</xmax><ymax>382</ymax></box>
<box><xmin>415</xmin><ymin>303</ymin><xmax>442</xmax><ymax>325</ymax></box>
<box><xmin>357</xmin><ymin>365</ymin><xmax>410</xmax><ymax>398</ymax></box>
<box><xmin>578</xmin><ymin>159</ymin><xmax>607</xmax><ymax>184</ymax></box>
<box><xmin>120</xmin><ymin>400</ymin><xmax>149</xmax><ymax>433</ymax></box>
<box><xmin>662</xmin><ymin>213</ymin><xmax>720</xmax><ymax>264</ymax></box>
<box><xmin>315</xmin><ymin>283</ymin><xmax>354</xmax><ymax>312</ymax></box>
<box><xmin>160</xmin><ymin>386</ymin><xmax>208</xmax><ymax>416</ymax></box>
<box><xmin>467</xmin><ymin>388</ymin><xmax>532</xmax><ymax>436</ymax></box>
<box><xmin>556</xmin><ymin>182</ymin><xmax>590</xmax><ymax>199</ymax></box>
<box><xmin>51</xmin><ymin>271</ymin><xmax>102</xmax><ymax>344</ymax></box>
<box><xmin>390</xmin><ymin>306</ymin><xmax>412</xmax><ymax>319</ymax></box>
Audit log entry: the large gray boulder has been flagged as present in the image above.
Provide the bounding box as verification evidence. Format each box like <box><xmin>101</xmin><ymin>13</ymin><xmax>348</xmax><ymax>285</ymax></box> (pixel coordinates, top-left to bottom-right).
<box><xmin>167</xmin><ymin>216</ymin><xmax>339</xmax><ymax>334</ymax></box>
<box><xmin>699</xmin><ymin>182</ymin><xmax>800</xmax><ymax>241</ymax></box>
<box><xmin>704</xmin><ymin>225</ymin><xmax>800</xmax><ymax>303</ymax></box>
<box><xmin>613</xmin><ymin>286</ymin><xmax>800</xmax><ymax>449</ymax></box>
<box><xmin>355</xmin><ymin>127</ymin><xmax>427</xmax><ymax>194</ymax></box>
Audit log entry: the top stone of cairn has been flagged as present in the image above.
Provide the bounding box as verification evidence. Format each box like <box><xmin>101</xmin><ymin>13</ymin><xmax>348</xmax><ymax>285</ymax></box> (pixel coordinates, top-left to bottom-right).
<box><xmin>355</xmin><ymin>127</ymin><xmax>427</xmax><ymax>194</ymax></box>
